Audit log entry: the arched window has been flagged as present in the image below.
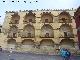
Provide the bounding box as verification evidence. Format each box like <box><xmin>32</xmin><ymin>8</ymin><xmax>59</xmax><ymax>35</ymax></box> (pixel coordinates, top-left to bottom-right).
<box><xmin>41</xmin><ymin>24</ymin><xmax>54</xmax><ymax>38</ymax></box>
<box><xmin>60</xmin><ymin>24</ymin><xmax>74</xmax><ymax>37</ymax></box>
<box><xmin>23</xmin><ymin>11</ymin><xmax>35</xmax><ymax>23</ymax></box>
<box><xmin>22</xmin><ymin>24</ymin><xmax>35</xmax><ymax>38</ymax></box>
<box><xmin>10</xmin><ymin>12</ymin><xmax>20</xmax><ymax>24</ymax></box>
<box><xmin>8</xmin><ymin>25</ymin><xmax>18</xmax><ymax>38</ymax></box>
<box><xmin>41</xmin><ymin>12</ymin><xmax>53</xmax><ymax>23</ymax></box>
<box><xmin>58</xmin><ymin>11</ymin><xmax>71</xmax><ymax>23</ymax></box>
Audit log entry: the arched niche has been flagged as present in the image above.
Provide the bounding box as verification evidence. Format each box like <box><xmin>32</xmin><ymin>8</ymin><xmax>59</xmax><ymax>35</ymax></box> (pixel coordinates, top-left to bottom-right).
<box><xmin>24</xmin><ymin>11</ymin><xmax>36</xmax><ymax>23</ymax></box>
<box><xmin>21</xmin><ymin>39</ymin><xmax>34</xmax><ymax>51</ymax></box>
<box><xmin>41</xmin><ymin>24</ymin><xmax>54</xmax><ymax>38</ymax></box>
<box><xmin>8</xmin><ymin>25</ymin><xmax>18</xmax><ymax>38</ymax></box>
<box><xmin>60</xmin><ymin>39</ymin><xmax>75</xmax><ymax>48</ymax></box>
<box><xmin>22</xmin><ymin>39</ymin><xmax>34</xmax><ymax>45</ymax></box>
<box><xmin>7</xmin><ymin>39</ymin><xmax>16</xmax><ymax>44</ymax></box>
<box><xmin>41</xmin><ymin>12</ymin><xmax>53</xmax><ymax>23</ymax></box>
<box><xmin>40</xmin><ymin>39</ymin><xmax>54</xmax><ymax>51</ymax></box>
<box><xmin>58</xmin><ymin>11</ymin><xmax>71</xmax><ymax>23</ymax></box>
<box><xmin>7</xmin><ymin>39</ymin><xmax>16</xmax><ymax>50</ymax></box>
<box><xmin>60</xmin><ymin>24</ymin><xmax>74</xmax><ymax>37</ymax></box>
<box><xmin>22</xmin><ymin>24</ymin><xmax>35</xmax><ymax>38</ymax></box>
<box><xmin>10</xmin><ymin>12</ymin><xmax>20</xmax><ymax>24</ymax></box>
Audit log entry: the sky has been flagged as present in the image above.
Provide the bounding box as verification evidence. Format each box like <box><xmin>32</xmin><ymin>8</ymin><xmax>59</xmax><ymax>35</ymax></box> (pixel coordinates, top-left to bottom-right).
<box><xmin>0</xmin><ymin>0</ymin><xmax>80</xmax><ymax>25</ymax></box>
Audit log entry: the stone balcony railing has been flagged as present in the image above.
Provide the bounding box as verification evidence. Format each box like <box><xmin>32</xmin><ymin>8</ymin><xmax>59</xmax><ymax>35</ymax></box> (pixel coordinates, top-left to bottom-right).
<box><xmin>40</xmin><ymin>36</ymin><xmax>54</xmax><ymax>38</ymax></box>
<box><xmin>7</xmin><ymin>33</ymin><xmax>18</xmax><ymax>38</ymax></box>
<box><xmin>59</xmin><ymin>35</ymin><xmax>74</xmax><ymax>38</ymax></box>
<box><xmin>21</xmin><ymin>35</ymin><xmax>35</xmax><ymax>38</ymax></box>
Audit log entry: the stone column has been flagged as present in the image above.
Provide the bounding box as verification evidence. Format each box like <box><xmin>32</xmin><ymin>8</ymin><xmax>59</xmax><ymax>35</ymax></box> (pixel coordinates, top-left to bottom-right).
<box><xmin>35</xmin><ymin>13</ymin><xmax>41</xmax><ymax>42</ymax></box>
<box><xmin>15</xmin><ymin>42</ymin><xmax>22</xmax><ymax>51</ymax></box>
<box><xmin>18</xmin><ymin>12</ymin><xmax>25</xmax><ymax>29</ymax></box>
<box><xmin>34</xmin><ymin>13</ymin><xmax>42</xmax><ymax>53</ymax></box>
<box><xmin>16</xmin><ymin>37</ymin><xmax>22</xmax><ymax>51</ymax></box>
<box><xmin>4</xmin><ymin>38</ymin><xmax>8</xmax><ymax>50</ymax></box>
<box><xmin>54</xmin><ymin>44</ymin><xmax>60</xmax><ymax>55</ymax></box>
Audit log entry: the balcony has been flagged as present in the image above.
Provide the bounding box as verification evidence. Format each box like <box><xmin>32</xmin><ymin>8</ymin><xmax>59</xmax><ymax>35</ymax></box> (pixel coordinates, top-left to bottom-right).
<box><xmin>59</xmin><ymin>32</ymin><xmax>74</xmax><ymax>38</ymax></box>
<box><xmin>40</xmin><ymin>33</ymin><xmax>54</xmax><ymax>38</ymax></box>
<box><xmin>7</xmin><ymin>33</ymin><xmax>17</xmax><ymax>38</ymax></box>
<box><xmin>21</xmin><ymin>36</ymin><xmax>34</xmax><ymax>38</ymax></box>
<box><xmin>59</xmin><ymin>35</ymin><xmax>74</xmax><ymax>38</ymax></box>
<box><xmin>59</xmin><ymin>36</ymin><xmax>74</xmax><ymax>38</ymax></box>
<box><xmin>21</xmin><ymin>33</ymin><xmax>35</xmax><ymax>38</ymax></box>
<box><xmin>7</xmin><ymin>35</ymin><xmax>17</xmax><ymax>38</ymax></box>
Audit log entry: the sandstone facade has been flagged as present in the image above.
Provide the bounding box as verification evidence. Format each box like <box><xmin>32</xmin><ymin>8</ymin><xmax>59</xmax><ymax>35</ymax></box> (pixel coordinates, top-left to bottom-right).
<box><xmin>0</xmin><ymin>8</ymin><xmax>79</xmax><ymax>54</ymax></box>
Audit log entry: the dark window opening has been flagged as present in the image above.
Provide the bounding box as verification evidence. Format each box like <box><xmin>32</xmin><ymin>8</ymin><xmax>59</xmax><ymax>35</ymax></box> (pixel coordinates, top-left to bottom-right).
<box><xmin>27</xmin><ymin>33</ymin><xmax>31</xmax><ymax>37</ymax></box>
<box><xmin>45</xmin><ymin>33</ymin><xmax>49</xmax><ymax>37</ymax></box>
<box><xmin>64</xmin><ymin>32</ymin><xmax>67</xmax><ymax>37</ymax></box>
<box><xmin>45</xmin><ymin>19</ymin><xmax>48</xmax><ymax>23</ymax></box>
<box><xmin>29</xmin><ymin>19</ymin><xmax>32</xmax><ymax>22</ymax></box>
<box><xmin>62</xmin><ymin>18</ymin><xmax>66</xmax><ymax>22</ymax></box>
<box><xmin>13</xmin><ymin>33</ymin><xmax>16</xmax><ymax>38</ymax></box>
<box><xmin>15</xmin><ymin>20</ymin><xmax>19</xmax><ymax>24</ymax></box>
<box><xmin>0</xmin><ymin>29</ymin><xmax>1</xmax><ymax>33</ymax></box>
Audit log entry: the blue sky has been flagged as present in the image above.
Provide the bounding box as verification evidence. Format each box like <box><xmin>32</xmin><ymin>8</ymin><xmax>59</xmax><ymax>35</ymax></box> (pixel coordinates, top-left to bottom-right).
<box><xmin>0</xmin><ymin>0</ymin><xmax>80</xmax><ymax>25</ymax></box>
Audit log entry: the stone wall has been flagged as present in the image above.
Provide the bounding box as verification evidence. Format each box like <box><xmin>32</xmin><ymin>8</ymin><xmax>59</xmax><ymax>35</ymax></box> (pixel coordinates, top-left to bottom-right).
<box><xmin>0</xmin><ymin>9</ymin><xmax>79</xmax><ymax>54</ymax></box>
